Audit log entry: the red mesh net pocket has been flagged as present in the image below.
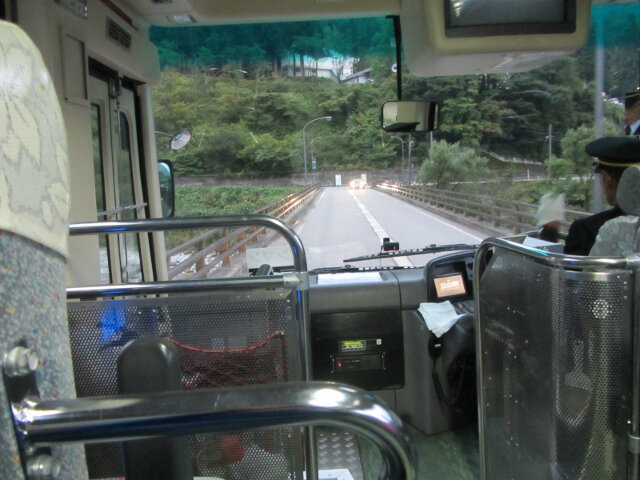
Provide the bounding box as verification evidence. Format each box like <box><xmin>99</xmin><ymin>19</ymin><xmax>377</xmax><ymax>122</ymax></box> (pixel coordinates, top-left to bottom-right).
<box><xmin>171</xmin><ymin>332</ymin><xmax>286</xmax><ymax>389</ymax></box>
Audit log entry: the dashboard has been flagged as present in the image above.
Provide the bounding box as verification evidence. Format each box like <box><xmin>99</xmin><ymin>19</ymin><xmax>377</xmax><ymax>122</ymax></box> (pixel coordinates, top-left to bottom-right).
<box><xmin>308</xmin><ymin>250</ymin><xmax>477</xmax><ymax>434</ymax></box>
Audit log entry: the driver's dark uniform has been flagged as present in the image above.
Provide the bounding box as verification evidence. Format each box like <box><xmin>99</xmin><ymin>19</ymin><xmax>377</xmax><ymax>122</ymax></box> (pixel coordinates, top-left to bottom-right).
<box><xmin>563</xmin><ymin>206</ymin><xmax>623</xmax><ymax>256</ymax></box>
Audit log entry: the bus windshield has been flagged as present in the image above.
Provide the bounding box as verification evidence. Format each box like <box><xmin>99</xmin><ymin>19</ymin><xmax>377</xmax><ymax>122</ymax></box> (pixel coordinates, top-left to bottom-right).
<box><xmin>148</xmin><ymin>4</ymin><xmax>638</xmax><ymax>275</ymax></box>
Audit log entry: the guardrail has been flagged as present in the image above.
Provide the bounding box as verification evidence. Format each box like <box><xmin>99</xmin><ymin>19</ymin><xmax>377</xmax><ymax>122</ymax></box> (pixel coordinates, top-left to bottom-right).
<box><xmin>376</xmin><ymin>184</ymin><xmax>590</xmax><ymax>235</ymax></box>
<box><xmin>165</xmin><ymin>184</ymin><xmax>321</xmax><ymax>279</ymax></box>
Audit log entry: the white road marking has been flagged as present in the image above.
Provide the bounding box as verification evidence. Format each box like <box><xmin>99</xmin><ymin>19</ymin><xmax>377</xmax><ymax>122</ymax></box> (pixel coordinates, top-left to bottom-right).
<box><xmin>404</xmin><ymin>202</ymin><xmax>484</xmax><ymax>242</ymax></box>
<box><xmin>350</xmin><ymin>190</ymin><xmax>413</xmax><ymax>267</ymax></box>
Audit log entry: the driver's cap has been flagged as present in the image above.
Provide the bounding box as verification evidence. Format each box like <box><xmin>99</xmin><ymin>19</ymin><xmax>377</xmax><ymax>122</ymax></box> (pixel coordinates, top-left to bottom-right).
<box><xmin>585</xmin><ymin>136</ymin><xmax>640</xmax><ymax>168</ymax></box>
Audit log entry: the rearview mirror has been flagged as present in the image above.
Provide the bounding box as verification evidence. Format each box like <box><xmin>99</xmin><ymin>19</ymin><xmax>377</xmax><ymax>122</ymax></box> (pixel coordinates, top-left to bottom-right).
<box><xmin>380</xmin><ymin>100</ymin><xmax>439</xmax><ymax>133</ymax></box>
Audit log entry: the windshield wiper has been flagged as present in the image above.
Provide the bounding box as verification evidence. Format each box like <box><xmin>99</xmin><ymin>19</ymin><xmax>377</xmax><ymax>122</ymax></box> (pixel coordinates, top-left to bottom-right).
<box><xmin>310</xmin><ymin>265</ymin><xmax>362</xmax><ymax>274</ymax></box>
<box><xmin>343</xmin><ymin>243</ymin><xmax>478</xmax><ymax>263</ymax></box>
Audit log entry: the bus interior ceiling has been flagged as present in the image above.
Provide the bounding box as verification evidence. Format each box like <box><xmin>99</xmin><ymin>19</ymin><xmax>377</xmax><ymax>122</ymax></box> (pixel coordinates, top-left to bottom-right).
<box><xmin>2</xmin><ymin>0</ymin><xmax>640</xmax><ymax>480</ymax></box>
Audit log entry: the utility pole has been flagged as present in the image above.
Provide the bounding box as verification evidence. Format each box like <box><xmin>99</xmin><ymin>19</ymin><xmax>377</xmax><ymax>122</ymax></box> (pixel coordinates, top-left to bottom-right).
<box><xmin>390</xmin><ymin>136</ymin><xmax>405</xmax><ymax>182</ymax></box>
<box><xmin>407</xmin><ymin>134</ymin><xmax>415</xmax><ymax>184</ymax></box>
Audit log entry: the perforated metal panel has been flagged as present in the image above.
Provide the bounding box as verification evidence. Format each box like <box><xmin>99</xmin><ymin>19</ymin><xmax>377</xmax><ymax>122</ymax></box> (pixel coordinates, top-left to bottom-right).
<box><xmin>477</xmin><ymin>247</ymin><xmax>633</xmax><ymax>480</ymax></box>
<box><xmin>67</xmin><ymin>288</ymin><xmax>303</xmax><ymax>479</ymax></box>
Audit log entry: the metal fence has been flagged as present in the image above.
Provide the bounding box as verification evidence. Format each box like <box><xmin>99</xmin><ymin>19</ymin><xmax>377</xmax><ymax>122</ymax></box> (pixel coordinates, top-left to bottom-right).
<box><xmin>376</xmin><ymin>184</ymin><xmax>590</xmax><ymax>235</ymax></box>
<box><xmin>165</xmin><ymin>184</ymin><xmax>321</xmax><ymax>279</ymax></box>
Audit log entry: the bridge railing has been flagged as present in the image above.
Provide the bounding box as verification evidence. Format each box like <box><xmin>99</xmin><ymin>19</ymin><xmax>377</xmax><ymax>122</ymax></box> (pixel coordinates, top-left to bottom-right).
<box><xmin>375</xmin><ymin>184</ymin><xmax>589</xmax><ymax>235</ymax></box>
<box><xmin>165</xmin><ymin>184</ymin><xmax>321</xmax><ymax>279</ymax></box>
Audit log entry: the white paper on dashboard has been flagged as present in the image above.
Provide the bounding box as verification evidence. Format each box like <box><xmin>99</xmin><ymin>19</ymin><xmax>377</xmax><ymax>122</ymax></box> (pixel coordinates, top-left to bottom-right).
<box><xmin>418</xmin><ymin>301</ymin><xmax>464</xmax><ymax>337</ymax></box>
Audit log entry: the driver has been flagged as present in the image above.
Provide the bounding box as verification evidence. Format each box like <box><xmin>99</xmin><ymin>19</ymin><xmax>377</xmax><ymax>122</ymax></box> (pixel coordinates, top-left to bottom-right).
<box><xmin>536</xmin><ymin>136</ymin><xmax>640</xmax><ymax>255</ymax></box>
<box><xmin>565</xmin><ymin>136</ymin><xmax>640</xmax><ymax>255</ymax></box>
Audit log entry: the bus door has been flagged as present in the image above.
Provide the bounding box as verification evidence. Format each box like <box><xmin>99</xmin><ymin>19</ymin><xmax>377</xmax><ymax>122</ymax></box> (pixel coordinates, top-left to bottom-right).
<box><xmin>89</xmin><ymin>64</ymin><xmax>151</xmax><ymax>284</ymax></box>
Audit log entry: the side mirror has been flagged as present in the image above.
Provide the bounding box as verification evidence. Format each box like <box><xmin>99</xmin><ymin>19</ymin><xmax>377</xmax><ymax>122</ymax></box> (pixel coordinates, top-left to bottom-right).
<box><xmin>380</xmin><ymin>100</ymin><xmax>439</xmax><ymax>133</ymax></box>
<box><xmin>158</xmin><ymin>160</ymin><xmax>175</xmax><ymax>218</ymax></box>
<box><xmin>155</xmin><ymin>129</ymin><xmax>192</xmax><ymax>150</ymax></box>
<box><xmin>169</xmin><ymin>129</ymin><xmax>191</xmax><ymax>150</ymax></box>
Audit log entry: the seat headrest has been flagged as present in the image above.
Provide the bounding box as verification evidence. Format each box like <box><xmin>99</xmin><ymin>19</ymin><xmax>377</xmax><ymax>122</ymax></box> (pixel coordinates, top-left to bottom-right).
<box><xmin>617</xmin><ymin>165</ymin><xmax>640</xmax><ymax>216</ymax></box>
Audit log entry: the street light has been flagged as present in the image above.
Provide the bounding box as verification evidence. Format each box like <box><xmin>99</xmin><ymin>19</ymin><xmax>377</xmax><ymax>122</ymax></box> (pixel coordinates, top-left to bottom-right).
<box><xmin>303</xmin><ymin>116</ymin><xmax>332</xmax><ymax>182</ymax></box>
<box><xmin>390</xmin><ymin>136</ymin><xmax>405</xmax><ymax>182</ymax></box>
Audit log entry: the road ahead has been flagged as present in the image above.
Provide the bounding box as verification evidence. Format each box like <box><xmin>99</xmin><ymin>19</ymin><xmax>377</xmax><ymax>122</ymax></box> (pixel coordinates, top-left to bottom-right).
<box><xmin>283</xmin><ymin>187</ymin><xmax>488</xmax><ymax>270</ymax></box>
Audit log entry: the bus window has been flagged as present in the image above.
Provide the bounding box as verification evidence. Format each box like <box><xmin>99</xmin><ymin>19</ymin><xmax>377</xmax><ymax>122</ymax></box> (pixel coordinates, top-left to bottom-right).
<box><xmin>91</xmin><ymin>104</ymin><xmax>112</xmax><ymax>284</ymax></box>
<box><xmin>88</xmin><ymin>72</ymin><xmax>149</xmax><ymax>284</ymax></box>
<box><xmin>116</xmin><ymin>111</ymin><xmax>144</xmax><ymax>283</ymax></box>
<box><xmin>148</xmin><ymin>6</ymin><xmax>637</xmax><ymax>277</ymax></box>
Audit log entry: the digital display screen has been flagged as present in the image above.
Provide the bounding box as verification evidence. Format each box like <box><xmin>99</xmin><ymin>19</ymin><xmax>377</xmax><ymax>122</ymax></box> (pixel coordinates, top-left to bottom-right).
<box><xmin>340</xmin><ymin>340</ymin><xmax>369</xmax><ymax>352</ymax></box>
<box><xmin>434</xmin><ymin>274</ymin><xmax>467</xmax><ymax>298</ymax></box>
<box><xmin>446</xmin><ymin>0</ymin><xmax>567</xmax><ymax>27</ymax></box>
<box><xmin>444</xmin><ymin>0</ymin><xmax>575</xmax><ymax>37</ymax></box>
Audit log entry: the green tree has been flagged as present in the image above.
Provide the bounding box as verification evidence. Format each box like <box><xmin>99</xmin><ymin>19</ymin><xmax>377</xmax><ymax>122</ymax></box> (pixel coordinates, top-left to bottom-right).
<box><xmin>418</xmin><ymin>140</ymin><xmax>487</xmax><ymax>188</ymax></box>
<box><xmin>149</xmin><ymin>13</ymin><xmax>635</xmax><ymax>180</ymax></box>
<box><xmin>489</xmin><ymin>57</ymin><xmax>591</xmax><ymax>161</ymax></box>
<box><xmin>560</xmin><ymin>125</ymin><xmax>595</xmax><ymax>181</ymax></box>
<box><xmin>559</xmin><ymin>119</ymin><xmax>621</xmax><ymax>181</ymax></box>
<box><xmin>545</xmin><ymin>155</ymin><xmax>575</xmax><ymax>180</ymax></box>
<box><xmin>239</xmin><ymin>133</ymin><xmax>295</xmax><ymax>176</ymax></box>
<box><xmin>173</xmin><ymin>123</ymin><xmax>250</xmax><ymax>176</ymax></box>
<box><xmin>556</xmin><ymin>119</ymin><xmax>622</xmax><ymax>209</ymax></box>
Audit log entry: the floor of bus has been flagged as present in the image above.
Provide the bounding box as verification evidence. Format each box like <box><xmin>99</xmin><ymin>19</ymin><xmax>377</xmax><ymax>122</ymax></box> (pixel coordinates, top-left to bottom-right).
<box><xmin>351</xmin><ymin>421</ymin><xmax>479</xmax><ymax>480</ymax></box>
<box><xmin>97</xmin><ymin>423</ymin><xmax>479</xmax><ymax>480</ymax></box>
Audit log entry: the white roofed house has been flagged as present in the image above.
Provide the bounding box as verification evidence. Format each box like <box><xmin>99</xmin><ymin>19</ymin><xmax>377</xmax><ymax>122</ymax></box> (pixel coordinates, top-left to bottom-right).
<box><xmin>280</xmin><ymin>55</ymin><xmax>371</xmax><ymax>83</ymax></box>
<box><xmin>341</xmin><ymin>67</ymin><xmax>372</xmax><ymax>84</ymax></box>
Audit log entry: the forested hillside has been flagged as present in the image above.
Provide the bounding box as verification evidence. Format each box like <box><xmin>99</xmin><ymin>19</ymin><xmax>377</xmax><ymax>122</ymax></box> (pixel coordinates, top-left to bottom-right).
<box><xmin>150</xmin><ymin>5</ymin><xmax>638</xmax><ymax>181</ymax></box>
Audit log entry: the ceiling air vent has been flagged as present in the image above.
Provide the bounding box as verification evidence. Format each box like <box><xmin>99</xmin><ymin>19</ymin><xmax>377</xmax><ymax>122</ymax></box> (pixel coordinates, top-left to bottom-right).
<box><xmin>106</xmin><ymin>17</ymin><xmax>132</xmax><ymax>51</ymax></box>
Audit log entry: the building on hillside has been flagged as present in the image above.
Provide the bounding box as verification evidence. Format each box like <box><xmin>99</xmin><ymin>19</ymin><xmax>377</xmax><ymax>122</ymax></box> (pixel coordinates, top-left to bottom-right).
<box><xmin>341</xmin><ymin>68</ymin><xmax>372</xmax><ymax>84</ymax></box>
<box><xmin>280</xmin><ymin>55</ymin><xmax>372</xmax><ymax>84</ymax></box>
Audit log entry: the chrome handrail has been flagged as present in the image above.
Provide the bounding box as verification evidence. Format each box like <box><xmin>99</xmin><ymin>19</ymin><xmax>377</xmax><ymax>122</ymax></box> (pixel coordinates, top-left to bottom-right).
<box><xmin>66</xmin><ymin>274</ymin><xmax>300</xmax><ymax>298</ymax></box>
<box><xmin>14</xmin><ymin>382</ymin><xmax>417</xmax><ymax>480</ymax></box>
<box><xmin>69</xmin><ymin>214</ymin><xmax>307</xmax><ymax>271</ymax></box>
<box><xmin>68</xmin><ymin>214</ymin><xmax>317</xmax><ymax>478</ymax></box>
<box><xmin>475</xmin><ymin>236</ymin><xmax>636</xmax><ymax>272</ymax></box>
